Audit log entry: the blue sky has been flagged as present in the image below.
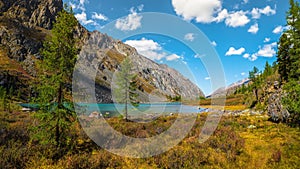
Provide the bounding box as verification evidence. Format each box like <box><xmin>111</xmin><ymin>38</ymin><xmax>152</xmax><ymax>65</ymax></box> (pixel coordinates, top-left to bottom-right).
<box><xmin>65</xmin><ymin>0</ymin><xmax>290</xmax><ymax>95</ymax></box>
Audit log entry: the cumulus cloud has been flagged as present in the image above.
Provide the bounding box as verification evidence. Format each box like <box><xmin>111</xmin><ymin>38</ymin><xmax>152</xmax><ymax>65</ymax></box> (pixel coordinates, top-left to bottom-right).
<box><xmin>172</xmin><ymin>0</ymin><xmax>222</xmax><ymax>23</ymax></box>
<box><xmin>251</xmin><ymin>6</ymin><xmax>276</xmax><ymax>19</ymax></box>
<box><xmin>251</xmin><ymin>8</ymin><xmax>260</xmax><ymax>19</ymax></box>
<box><xmin>241</xmin><ymin>72</ymin><xmax>246</xmax><ymax>76</ymax></box>
<box><xmin>214</xmin><ymin>9</ymin><xmax>228</xmax><ymax>22</ymax></box>
<box><xmin>273</xmin><ymin>25</ymin><xmax>284</xmax><ymax>34</ymax></box>
<box><xmin>264</xmin><ymin>38</ymin><xmax>271</xmax><ymax>43</ymax></box>
<box><xmin>115</xmin><ymin>8</ymin><xmax>142</xmax><ymax>31</ymax></box>
<box><xmin>243</xmin><ymin>53</ymin><xmax>250</xmax><ymax>59</ymax></box>
<box><xmin>124</xmin><ymin>38</ymin><xmax>181</xmax><ymax>61</ymax></box>
<box><xmin>248</xmin><ymin>23</ymin><xmax>259</xmax><ymax>34</ymax></box>
<box><xmin>256</xmin><ymin>42</ymin><xmax>277</xmax><ymax>57</ymax></box>
<box><xmin>75</xmin><ymin>12</ymin><xmax>96</xmax><ymax>25</ymax></box>
<box><xmin>205</xmin><ymin>77</ymin><xmax>211</xmax><ymax>80</ymax></box>
<box><xmin>184</xmin><ymin>33</ymin><xmax>195</xmax><ymax>41</ymax></box>
<box><xmin>166</xmin><ymin>54</ymin><xmax>181</xmax><ymax>61</ymax></box>
<box><xmin>260</xmin><ymin>6</ymin><xmax>276</xmax><ymax>15</ymax></box>
<box><xmin>211</xmin><ymin>41</ymin><xmax>217</xmax><ymax>46</ymax></box>
<box><xmin>171</xmin><ymin>0</ymin><xmax>253</xmax><ymax>27</ymax></box>
<box><xmin>70</xmin><ymin>0</ymin><xmax>87</xmax><ymax>12</ymax></box>
<box><xmin>137</xmin><ymin>4</ymin><xmax>144</xmax><ymax>12</ymax></box>
<box><xmin>245</xmin><ymin>42</ymin><xmax>277</xmax><ymax>61</ymax></box>
<box><xmin>225</xmin><ymin>47</ymin><xmax>246</xmax><ymax>56</ymax></box>
<box><xmin>214</xmin><ymin>9</ymin><xmax>250</xmax><ymax>27</ymax></box>
<box><xmin>194</xmin><ymin>54</ymin><xmax>205</xmax><ymax>58</ymax></box>
<box><xmin>224</xmin><ymin>11</ymin><xmax>250</xmax><ymax>27</ymax></box>
<box><xmin>92</xmin><ymin>12</ymin><xmax>108</xmax><ymax>21</ymax></box>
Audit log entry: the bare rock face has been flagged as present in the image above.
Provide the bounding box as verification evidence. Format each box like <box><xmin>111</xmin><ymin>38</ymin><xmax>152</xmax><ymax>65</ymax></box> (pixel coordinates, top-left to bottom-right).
<box><xmin>267</xmin><ymin>81</ymin><xmax>290</xmax><ymax>122</ymax></box>
<box><xmin>0</xmin><ymin>0</ymin><xmax>89</xmax><ymax>75</ymax></box>
<box><xmin>0</xmin><ymin>0</ymin><xmax>63</xmax><ymax>75</ymax></box>
<box><xmin>0</xmin><ymin>0</ymin><xmax>63</xmax><ymax>29</ymax></box>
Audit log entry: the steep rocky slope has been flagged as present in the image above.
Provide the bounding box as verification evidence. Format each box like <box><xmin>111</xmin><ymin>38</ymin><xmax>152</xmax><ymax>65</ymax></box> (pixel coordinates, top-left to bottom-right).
<box><xmin>80</xmin><ymin>32</ymin><xmax>204</xmax><ymax>102</ymax></box>
<box><xmin>0</xmin><ymin>0</ymin><xmax>204</xmax><ymax>102</ymax></box>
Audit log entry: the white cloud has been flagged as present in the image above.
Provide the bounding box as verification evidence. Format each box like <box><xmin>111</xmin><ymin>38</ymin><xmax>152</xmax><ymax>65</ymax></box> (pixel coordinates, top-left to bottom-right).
<box><xmin>246</xmin><ymin>42</ymin><xmax>277</xmax><ymax>61</ymax></box>
<box><xmin>171</xmin><ymin>1</ymin><xmax>277</xmax><ymax>28</ymax></box>
<box><xmin>211</xmin><ymin>41</ymin><xmax>217</xmax><ymax>46</ymax></box>
<box><xmin>69</xmin><ymin>2</ymin><xmax>77</xmax><ymax>10</ymax></box>
<box><xmin>249</xmin><ymin>54</ymin><xmax>258</xmax><ymax>61</ymax></box>
<box><xmin>194</xmin><ymin>54</ymin><xmax>205</xmax><ymax>58</ymax></box>
<box><xmin>166</xmin><ymin>54</ymin><xmax>181</xmax><ymax>61</ymax></box>
<box><xmin>79</xmin><ymin>0</ymin><xmax>86</xmax><ymax>5</ymax></box>
<box><xmin>248</xmin><ymin>23</ymin><xmax>259</xmax><ymax>34</ymax></box>
<box><xmin>124</xmin><ymin>38</ymin><xmax>181</xmax><ymax>61</ymax></box>
<box><xmin>251</xmin><ymin>6</ymin><xmax>276</xmax><ymax>19</ymax></box>
<box><xmin>92</xmin><ymin>12</ymin><xmax>108</xmax><ymax>21</ymax></box>
<box><xmin>184</xmin><ymin>33</ymin><xmax>195</xmax><ymax>41</ymax></box>
<box><xmin>264</xmin><ymin>38</ymin><xmax>271</xmax><ymax>43</ymax></box>
<box><xmin>115</xmin><ymin>9</ymin><xmax>142</xmax><ymax>31</ymax></box>
<box><xmin>251</xmin><ymin>8</ymin><xmax>260</xmax><ymax>19</ymax></box>
<box><xmin>137</xmin><ymin>4</ymin><xmax>144</xmax><ymax>12</ymax></box>
<box><xmin>205</xmin><ymin>77</ymin><xmax>211</xmax><ymax>80</ymax></box>
<box><xmin>214</xmin><ymin>9</ymin><xmax>250</xmax><ymax>27</ymax></box>
<box><xmin>260</xmin><ymin>6</ymin><xmax>276</xmax><ymax>16</ymax></box>
<box><xmin>172</xmin><ymin>0</ymin><xmax>222</xmax><ymax>23</ymax></box>
<box><xmin>256</xmin><ymin>42</ymin><xmax>277</xmax><ymax>57</ymax></box>
<box><xmin>226</xmin><ymin>47</ymin><xmax>246</xmax><ymax>56</ymax></box>
<box><xmin>225</xmin><ymin>11</ymin><xmax>250</xmax><ymax>27</ymax></box>
<box><xmin>214</xmin><ymin>9</ymin><xmax>228</xmax><ymax>22</ymax></box>
<box><xmin>243</xmin><ymin>53</ymin><xmax>250</xmax><ymax>59</ymax></box>
<box><xmin>273</xmin><ymin>25</ymin><xmax>284</xmax><ymax>34</ymax></box>
<box><xmin>70</xmin><ymin>0</ymin><xmax>88</xmax><ymax>12</ymax></box>
<box><xmin>241</xmin><ymin>72</ymin><xmax>246</xmax><ymax>76</ymax></box>
<box><xmin>75</xmin><ymin>12</ymin><xmax>95</xmax><ymax>25</ymax></box>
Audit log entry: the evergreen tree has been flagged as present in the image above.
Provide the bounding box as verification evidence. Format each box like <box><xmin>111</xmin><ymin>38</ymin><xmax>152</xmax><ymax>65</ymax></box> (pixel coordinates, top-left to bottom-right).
<box><xmin>263</xmin><ymin>61</ymin><xmax>273</xmax><ymax>77</ymax></box>
<box><xmin>277</xmin><ymin>0</ymin><xmax>300</xmax><ymax>125</ymax></box>
<box><xmin>113</xmin><ymin>57</ymin><xmax>139</xmax><ymax>121</ymax></box>
<box><xmin>249</xmin><ymin>66</ymin><xmax>259</xmax><ymax>102</ymax></box>
<box><xmin>277</xmin><ymin>33</ymin><xmax>291</xmax><ymax>82</ymax></box>
<box><xmin>32</xmin><ymin>5</ymin><xmax>78</xmax><ymax>157</ymax></box>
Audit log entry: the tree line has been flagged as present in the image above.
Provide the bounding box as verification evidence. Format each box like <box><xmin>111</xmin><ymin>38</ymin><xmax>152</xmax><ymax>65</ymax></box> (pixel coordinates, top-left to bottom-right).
<box><xmin>236</xmin><ymin>0</ymin><xmax>300</xmax><ymax>125</ymax></box>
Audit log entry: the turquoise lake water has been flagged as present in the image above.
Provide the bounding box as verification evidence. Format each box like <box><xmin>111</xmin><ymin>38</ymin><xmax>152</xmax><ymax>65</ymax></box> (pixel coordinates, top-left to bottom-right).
<box><xmin>20</xmin><ymin>102</ymin><xmax>202</xmax><ymax>117</ymax></box>
<box><xmin>77</xmin><ymin>102</ymin><xmax>201</xmax><ymax>117</ymax></box>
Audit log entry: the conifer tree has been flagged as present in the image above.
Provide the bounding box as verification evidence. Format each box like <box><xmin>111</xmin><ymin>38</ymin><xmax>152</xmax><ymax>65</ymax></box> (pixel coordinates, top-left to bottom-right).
<box><xmin>249</xmin><ymin>66</ymin><xmax>259</xmax><ymax>102</ymax></box>
<box><xmin>277</xmin><ymin>0</ymin><xmax>300</xmax><ymax>125</ymax></box>
<box><xmin>32</xmin><ymin>5</ymin><xmax>78</xmax><ymax>156</ymax></box>
<box><xmin>113</xmin><ymin>57</ymin><xmax>139</xmax><ymax>121</ymax></box>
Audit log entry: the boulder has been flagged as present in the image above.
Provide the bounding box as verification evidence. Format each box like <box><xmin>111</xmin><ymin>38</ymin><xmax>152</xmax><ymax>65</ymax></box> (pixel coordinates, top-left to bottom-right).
<box><xmin>267</xmin><ymin>82</ymin><xmax>290</xmax><ymax>122</ymax></box>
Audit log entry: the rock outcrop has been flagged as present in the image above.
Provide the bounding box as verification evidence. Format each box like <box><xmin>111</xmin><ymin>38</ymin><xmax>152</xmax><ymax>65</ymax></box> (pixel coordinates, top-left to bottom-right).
<box><xmin>267</xmin><ymin>81</ymin><xmax>290</xmax><ymax>122</ymax></box>
<box><xmin>0</xmin><ymin>0</ymin><xmax>63</xmax><ymax>75</ymax></box>
<box><xmin>0</xmin><ymin>0</ymin><xmax>90</xmax><ymax>74</ymax></box>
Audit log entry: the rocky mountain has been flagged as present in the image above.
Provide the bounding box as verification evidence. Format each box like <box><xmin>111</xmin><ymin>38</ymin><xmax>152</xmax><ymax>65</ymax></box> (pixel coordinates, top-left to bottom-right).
<box><xmin>79</xmin><ymin>32</ymin><xmax>204</xmax><ymax>102</ymax></box>
<box><xmin>0</xmin><ymin>0</ymin><xmax>204</xmax><ymax>102</ymax></box>
<box><xmin>0</xmin><ymin>0</ymin><xmax>89</xmax><ymax>75</ymax></box>
<box><xmin>207</xmin><ymin>78</ymin><xmax>250</xmax><ymax>98</ymax></box>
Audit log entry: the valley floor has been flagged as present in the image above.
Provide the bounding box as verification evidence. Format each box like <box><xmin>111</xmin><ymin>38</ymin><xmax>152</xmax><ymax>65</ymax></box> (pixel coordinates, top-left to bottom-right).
<box><xmin>0</xmin><ymin>105</ymin><xmax>300</xmax><ymax>168</ymax></box>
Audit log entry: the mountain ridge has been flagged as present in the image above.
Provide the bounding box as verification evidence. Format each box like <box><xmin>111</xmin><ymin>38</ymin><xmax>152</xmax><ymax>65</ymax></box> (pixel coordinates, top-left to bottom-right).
<box><xmin>0</xmin><ymin>0</ymin><xmax>204</xmax><ymax>102</ymax></box>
